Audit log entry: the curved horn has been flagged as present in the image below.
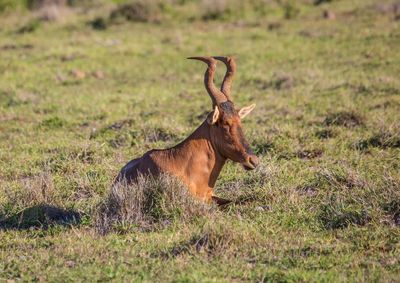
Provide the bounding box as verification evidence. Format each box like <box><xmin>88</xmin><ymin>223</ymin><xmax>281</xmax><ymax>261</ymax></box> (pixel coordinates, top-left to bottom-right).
<box><xmin>213</xmin><ymin>56</ymin><xmax>236</xmax><ymax>101</ymax></box>
<box><xmin>187</xmin><ymin>56</ymin><xmax>227</xmax><ymax>107</ymax></box>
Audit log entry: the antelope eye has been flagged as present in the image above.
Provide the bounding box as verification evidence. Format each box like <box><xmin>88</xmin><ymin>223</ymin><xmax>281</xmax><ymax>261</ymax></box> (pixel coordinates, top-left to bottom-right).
<box><xmin>222</xmin><ymin>124</ymin><xmax>230</xmax><ymax>131</ymax></box>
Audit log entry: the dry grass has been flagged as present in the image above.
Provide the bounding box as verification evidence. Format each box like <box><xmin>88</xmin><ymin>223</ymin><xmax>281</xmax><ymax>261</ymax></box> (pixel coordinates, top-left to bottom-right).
<box><xmin>95</xmin><ymin>174</ymin><xmax>216</xmax><ymax>234</ymax></box>
<box><xmin>5</xmin><ymin>172</ymin><xmax>55</xmax><ymax>209</ymax></box>
<box><xmin>109</xmin><ymin>0</ymin><xmax>164</xmax><ymax>23</ymax></box>
<box><xmin>1</xmin><ymin>0</ymin><xmax>400</xmax><ymax>280</ymax></box>
<box><xmin>201</xmin><ymin>0</ymin><xmax>231</xmax><ymax>20</ymax></box>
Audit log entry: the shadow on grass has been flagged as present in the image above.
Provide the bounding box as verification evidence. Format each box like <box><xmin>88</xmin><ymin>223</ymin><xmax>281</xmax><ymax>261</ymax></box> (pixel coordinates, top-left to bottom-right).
<box><xmin>0</xmin><ymin>204</ymin><xmax>80</xmax><ymax>230</ymax></box>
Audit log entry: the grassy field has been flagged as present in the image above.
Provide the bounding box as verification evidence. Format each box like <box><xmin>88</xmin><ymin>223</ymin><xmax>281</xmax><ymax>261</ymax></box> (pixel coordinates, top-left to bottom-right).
<box><xmin>1</xmin><ymin>0</ymin><xmax>400</xmax><ymax>281</ymax></box>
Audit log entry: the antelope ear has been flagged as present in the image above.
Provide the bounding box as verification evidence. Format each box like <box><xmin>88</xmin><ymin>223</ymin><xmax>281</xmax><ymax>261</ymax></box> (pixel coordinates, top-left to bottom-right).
<box><xmin>207</xmin><ymin>106</ymin><xmax>220</xmax><ymax>125</ymax></box>
<box><xmin>238</xmin><ymin>104</ymin><xmax>256</xmax><ymax>119</ymax></box>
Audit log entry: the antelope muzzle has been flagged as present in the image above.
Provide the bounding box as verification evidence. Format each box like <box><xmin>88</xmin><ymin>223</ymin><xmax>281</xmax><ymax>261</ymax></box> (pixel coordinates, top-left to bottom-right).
<box><xmin>242</xmin><ymin>153</ymin><xmax>260</xmax><ymax>171</ymax></box>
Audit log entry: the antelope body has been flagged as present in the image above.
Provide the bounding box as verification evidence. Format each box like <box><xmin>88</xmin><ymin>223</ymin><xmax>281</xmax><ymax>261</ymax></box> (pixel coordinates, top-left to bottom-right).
<box><xmin>115</xmin><ymin>56</ymin><xmax>259</xmax><ymax>204</ymax></box>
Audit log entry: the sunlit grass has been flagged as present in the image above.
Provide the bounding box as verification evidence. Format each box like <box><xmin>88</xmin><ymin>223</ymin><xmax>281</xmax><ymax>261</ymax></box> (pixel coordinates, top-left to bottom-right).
<box><xmin>1</xmin><ymin>0</ymin><xmax>400</xmax><ymax>281</ymax></box>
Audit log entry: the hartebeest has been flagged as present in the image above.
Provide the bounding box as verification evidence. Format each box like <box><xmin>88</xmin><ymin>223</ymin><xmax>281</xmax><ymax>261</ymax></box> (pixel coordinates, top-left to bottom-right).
<box><xmin>115</xmin><ymin>56</ymin><xmax>259</xmax><ymax>204</ymax></box>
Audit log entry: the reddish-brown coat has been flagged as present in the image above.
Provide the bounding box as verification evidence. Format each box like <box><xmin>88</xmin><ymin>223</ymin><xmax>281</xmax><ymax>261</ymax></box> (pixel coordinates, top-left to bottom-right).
<box><xmin>115</xmin><ymin>57</ymin><xmax>259</xmax><ymax>204</ymax></box>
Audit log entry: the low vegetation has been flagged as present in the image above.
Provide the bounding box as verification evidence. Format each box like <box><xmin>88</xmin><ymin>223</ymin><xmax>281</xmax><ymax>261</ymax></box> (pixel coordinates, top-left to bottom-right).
<box><xmin>96</xmin><ymin>174</ymin><xmax>214</xmax><ymax>234</ymax></box>
<box><xmin>1</xmin><ymin>0</ymin><xmax>400</xmax><ymax>281</ymax></box>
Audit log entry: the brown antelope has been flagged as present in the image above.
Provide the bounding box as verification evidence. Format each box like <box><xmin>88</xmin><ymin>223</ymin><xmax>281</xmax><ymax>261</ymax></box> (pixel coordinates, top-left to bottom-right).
<box><xmin>115</xmin><ymin>56</ymin><xmax>259</xmax><ymax>205</ymax></box>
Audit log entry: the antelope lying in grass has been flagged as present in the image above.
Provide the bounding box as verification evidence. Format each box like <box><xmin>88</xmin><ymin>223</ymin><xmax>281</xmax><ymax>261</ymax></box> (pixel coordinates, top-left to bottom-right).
<box><xmin>116</xmin><ymin>56</ymin><xmax>259</xmax><ymax>205</ymax></box>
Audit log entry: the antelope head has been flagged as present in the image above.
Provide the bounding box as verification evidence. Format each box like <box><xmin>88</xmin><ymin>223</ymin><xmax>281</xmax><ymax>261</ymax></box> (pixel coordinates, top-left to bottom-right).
<box><xmin>188</xmin><ymin>56</ymin><xmax>259</xmax><ymax>171</ymax></box>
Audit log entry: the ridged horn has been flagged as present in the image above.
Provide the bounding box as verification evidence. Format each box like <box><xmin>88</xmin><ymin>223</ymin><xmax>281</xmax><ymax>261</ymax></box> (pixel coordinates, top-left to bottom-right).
<box><xmin>213</xmin><ymin>56</ymin><xmax>236</xmax><ymax>102</ymax></box>
<box><xmin>188</xmin><ymin>56</ymin><xmax>227</xmax><ymax>107</ymax></box>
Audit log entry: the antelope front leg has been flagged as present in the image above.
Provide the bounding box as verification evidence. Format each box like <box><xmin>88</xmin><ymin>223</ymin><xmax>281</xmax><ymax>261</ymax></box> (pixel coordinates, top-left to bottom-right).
<box><xmin>189</xmin><ymin>182</ymin><xmax>232</xmax><ymax>206</ymax></box>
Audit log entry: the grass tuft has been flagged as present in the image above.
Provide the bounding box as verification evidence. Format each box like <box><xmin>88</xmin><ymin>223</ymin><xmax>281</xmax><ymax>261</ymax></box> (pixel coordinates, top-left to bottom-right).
<box><xmin>95</xmin><ymin>174</ymin><xmax>215</xmax><ymax>234</ymax></box>
<box><xmin>323</xmin><ymin>111</ymin><xmax>365</xmax><ymax>128</ymax></box>
<box><xmin>356</xmin><ymin>129</ymin><xmax>400</xmax><ymax>150</ymax></box>
<box><xmin>39</xmin><ymin>116</ymin><xmax>66</xmax><ymax>129</ymax></box>
<box><xmin>318</xmin><ymin>195</ymin><xmax>371</xmax><ymax>230</ymax></box>
<box><xmin>110</xmin><ymin>0</ymin><xmax>163</xmax><ymax>23</ymax></box>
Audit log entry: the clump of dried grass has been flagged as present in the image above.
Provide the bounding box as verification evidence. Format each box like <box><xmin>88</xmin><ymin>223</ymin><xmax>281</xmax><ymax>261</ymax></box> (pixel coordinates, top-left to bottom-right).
<box><xmin>0</xmin><ymin>171</ymin><xmax>81</xmax><ymax>229</ymax></box>
<box><xmin>356</xmin><ymin>126</ymin><xmax>400</xmax><ymax>150</ymax></box>
<box><xmin>95</xmin><ymin>174</ymin><xmax>215</xmax><ymax>234</ymax></box>
<box><xmin>201</xmin><ymin>0</ymin><xmax>230</xmax><ymax>20</ymax></box>
<box><xmin>16</xmin><ymin>171</ymin><xmax>55</xmax><ymax>207</ymax></box>
<box><xmin>323</xmin><ymin>111</ymin><xmax>365</xmax><ymax>128</ymax></box>
<box><xmin>109</xmin><ymin>0</ymin><xmax>163</xmax><ymax>23</ymax></box>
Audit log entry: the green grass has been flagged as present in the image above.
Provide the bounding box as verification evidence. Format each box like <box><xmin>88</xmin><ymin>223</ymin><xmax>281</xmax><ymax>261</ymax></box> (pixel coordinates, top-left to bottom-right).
<box><xmin>1</xmin><ymin>0</ymin><xmax>400</xmax><ymax>281</ymax></box>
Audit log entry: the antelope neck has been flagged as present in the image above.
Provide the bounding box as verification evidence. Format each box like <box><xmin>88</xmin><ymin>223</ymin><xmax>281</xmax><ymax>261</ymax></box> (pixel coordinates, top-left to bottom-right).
<box><xmin>167</xmin><ymin>120</ymin><xmax>226</xmax><ymax>187</ymax></box>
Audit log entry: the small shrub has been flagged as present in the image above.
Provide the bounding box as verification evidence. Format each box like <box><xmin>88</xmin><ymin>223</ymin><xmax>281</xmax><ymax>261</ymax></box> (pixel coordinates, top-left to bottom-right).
<box><xmin>95</xmin><ymin>174</ymin><xmax>214</xmax><ymax>234</ymax></box>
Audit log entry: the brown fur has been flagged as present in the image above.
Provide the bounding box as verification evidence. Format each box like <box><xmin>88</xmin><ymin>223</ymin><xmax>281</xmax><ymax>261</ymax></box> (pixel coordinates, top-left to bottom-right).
<box><xmin>115</xmin><ymin>57</ymin><xmax>259</xmax><ymax>204</ymax></box>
